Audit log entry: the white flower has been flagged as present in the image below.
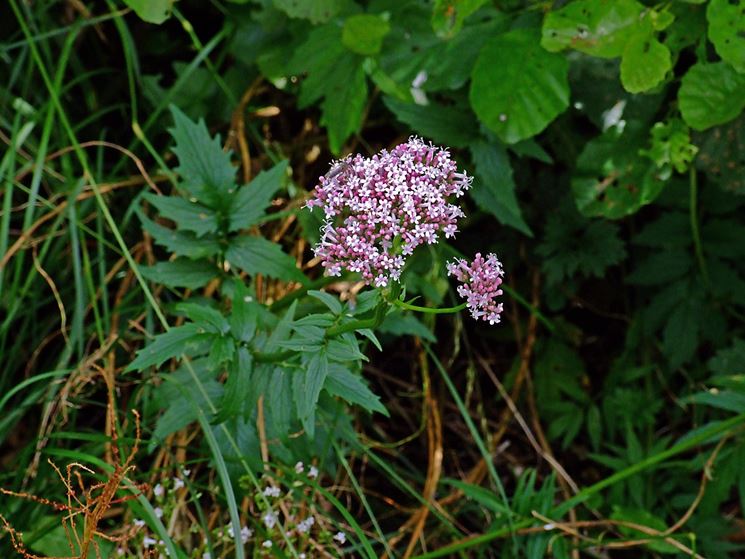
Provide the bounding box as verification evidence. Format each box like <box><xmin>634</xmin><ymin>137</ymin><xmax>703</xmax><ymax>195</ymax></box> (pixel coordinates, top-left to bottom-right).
<box><xmin>307</xmin><ymin>466</ymin><xmax>319</xmax><ymax>479</ymax></box>
<box><xmin>240</xmin><ymin>526</ymin><xmax>253</xmax><ymax>544</ymax></box>
<box><xmin>296</xmin><ymin>516</ymin><xmax>315</xmax><ymax>534</ymax></box>
<box><xmin>263</xmin><ymin>485</ymin><xmax>281</xmax><ymax>498</ymax></box>
<box><xmin>116</xmin><ymin>549</ymin><xmax>125</xmax><ymax>556</ymax></box>
<box><xmin>133</xmin><ymin>519</ymin><xmax>145</xmax><ymax>528</ymax></box>
<box><xmin>294</xmin><ymin>461</ymin><xmax>304</xmax><ymax>474</ymax></box>
<box><xmin>262</xmin><ymin>511</ymin><xmax>278</xmax><ymax>529</ymax></box>
<box><xmin>143</xmin><ymin>536</ymin><xmax>157</xmax><ymax>548</ymax></box>
<box><xmin>262</xmin><ymin>540</ymin><xmax>272</xmax><ymax>548</ymax></box>
<box><xmin>172</xmin><ymin>477</ymin><xmax>184</xmax><ymax>490</ymax></box>
<box><xmin>154</xmin><ymin>507</ymin><xmax>164</xmax><ymax>519</ymax></box>
<box><xmin>154</xmin><ymin>483</ymin><xmax>164</xmax><ymax>497</ymax></box>
<box><xmin>202</xmin><ymin>553</ymin><xmax>211</xmax><ymax>559</ymax></box>
<box><xmin>183</xmin><ymin>468</ymin><xmax>191</xmax><ymax>476</ymax></box>
<box><xmin>333</xmin><ymin>531</ymin><xmax>346</xmax><ymax>544</ymax></box>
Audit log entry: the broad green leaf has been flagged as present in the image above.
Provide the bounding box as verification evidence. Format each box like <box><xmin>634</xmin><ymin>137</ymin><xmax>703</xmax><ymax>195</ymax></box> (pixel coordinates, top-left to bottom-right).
<box><xmin>174</xmin><ymin>302</ymin><xmax>230</xmax><ymax>334</ymax></box>
<box><xmin>431</xmin><ymin>0</ymin><xmax>488</xmax><ymax>39</ymax></box>
<box><xmin>123</xmin><ymin>0</ymin><xmax>173</xmax><ymax>24</ymax></box>
<box><xmin>143</xmin><ymin>193</ymin><xmax>219</xmax><ymax>237</ymax></box>
<box><xmin>707</xmin><ymin>0</ymin><xmax>745</xmax><ymax>74</ymax></box>
<box><xmin>663</xmin><ymin>293</ymin><xmax>701</xmax><ymax>368</ymax></box>
<box><xmin>230</xmin><ymin>281</ymin><xmax>258</xmax><ymax>343</ymax></box>
<box><xmin>470</xmin><ymin>28</ymin><xmax>569</xmax><ymax>143</ymax></box>
<box><xmin>228</xmin><ymin>161</ymin><xmax>288</xmax><ymax>232</ymax></box>
<box><xmin>169</xmin><ymin>105</ymin><xmax>236</xmax><ymax>206</ymax></box>
<box><xmin>541</xmin><ymin>0</ymin><xmax>644</xmax><ymax>58</ymax></box>
<box><xmin>383</xmin><ymin>96</ymin><xmax>479</xmax><ymax>148</ymax></box>
<box><xmin>139</xmin><ymin>212</ymin><xmax>221</xmax><ymax>259</ymax></box>
<box><xmin>379</xmin><ymin>312</ymin><xmax>436</xmax><ymax>342</ymax></box>
<box><xmin>273</xmin><ymin>0</ymin><xmax>351</xmax><ymax>24</ymax></box>
<box><xmin>469</xmin><ymin>141</ymin><xmax>531</xmax><ymax>235</ymax></box>
<box><xmin>209</xmin><ymin>335</ymin><xmax>236</xmax><ymax>368</ymax></box>
<box><xmin>140</xmin><ymin>258</ymin><xmax>218</xmax><ymax>290</ymax></box>
<box><xmin>342</xmin><ymin>14</ymin><xmax>391</xmax><ymax>55</ymax></box>
<box><xmin>266</xmin><ymin>368</ymin><xmax>293</xmax><ymax>439</ymax></box>
<box><xmin>679</xmin><ymin>63</ymin><xmax>745</xmax><ymax>130</ymax></box>
<box><xmin>225</xmin><ymin>236</ymin><xmax>305</xmax><ymax>282</ymax></box>
<box><xmin>325</xmin><ymin>363</ymin><xmax>388</xmax><ymax>415</ymax></box>
<box><xmin>215</xmin><ymin>347</ymin><xmax>253</xmax><ymax>422</ymax></box>
<box><xmin>308</xmin><ymin>290</ymin><xmax>342</xmax><ymax>315</ymax></box>
<box><xmin>572</xmin><ymin>125</ymin><xmax>666</xmax><ymax>218</ymax></box>
<box><xmin>327</xmin><ymin>335</ymin><xmax>367</xmax><ymax>362</ymax></box>
<box><xmin>127</xmin><ymin>323</ymin><xmax>213</xmax><ymax>371</ymax></box>
<box><xmin>293</xmin><ymin>351</ymin><xmax>329</xmax><ymax>437</ymax></box>
<box><xmin>686</xmin><ymin>390</ymin><xmax>745</xmax><ymax>413</ymax></box>
<box><xmin>620</xmin><ymin>34</ymin><xmax>671</xmax><ymax>93</ymax></box>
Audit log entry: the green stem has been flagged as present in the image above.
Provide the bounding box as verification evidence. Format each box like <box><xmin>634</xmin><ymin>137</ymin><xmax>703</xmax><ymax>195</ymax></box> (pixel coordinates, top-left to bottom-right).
<box><xmin>689</xmin><ymin>167</ymin><xmax>710</xmax><ymax>288</ymax></box>
<box><xmin>326</xmin><ymin>298</ymin><xmax>388</xmax><ymax>337</ymax></box>
<box><xmin>269</xmin><ymin>276</ymin><xmax>337</xmax><ymax>312</ymax></box>
<box><xmin>252</xmin><ymin>349</ymin><xmax>295</xmax><ymax>363</ymax></box>
<box><xmin>392</xmin><ymin>299</ymin><xmax>467</xmax><ymax>314</ymax></box>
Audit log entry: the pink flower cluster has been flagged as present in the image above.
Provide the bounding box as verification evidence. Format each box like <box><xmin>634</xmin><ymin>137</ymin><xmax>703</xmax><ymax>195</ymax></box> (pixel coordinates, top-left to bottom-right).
<box><xmin>307</xmin><ymin>137</ymin><xmax>472</xmax><ymax>287</ymax></box>
<box><xmin>447</xmin><ymin>253</ymin><xmax>504</xmax><ymax>324</ymax></box>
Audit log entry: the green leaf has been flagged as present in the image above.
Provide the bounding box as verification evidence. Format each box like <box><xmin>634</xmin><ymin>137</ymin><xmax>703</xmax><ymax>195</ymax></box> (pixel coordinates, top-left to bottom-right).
<box><xmin>308</xmin><ymin>290</ymin><xmax>342</xmax><ymax>315</ymax></box>
<box><xmin>379</xmin><ymin>313</ymin><xmax>436</xmax><ymax>343</ymax></box>
<box><xmin>694</xmin><ymin>111</ymin><xmax>745</xmax><ymax>194</ymax></box>
<box><xmin>469</xmin><ymin>141</ymin><xmax>531</xmax><ymax>235</ymax></box>
<box><xmin>215</xmin><ymin>347</ymin><xmax>253</xmax><ymax>423</ymax></box>
<box><xmin>225</xmin><ymin>236</ymin><xmax>305</xmax><ymax>282</ymax></box>
<box><xmin>143</xmin><ymin>193</ymin><xmax>219</xmax><ymax>237</ymax></box>
<box><xmin>679</xmin><ymin>63</ymin><xmax>745</xmax><ymax>131</ymax></box>
<box><xmin>639</xmin><ymin>120</ymin><xmax>698</xmax><ymax>178</ymax></box>
<box><xmin>342</xmin><ymin>14</ymin><xmax>391</xmax><ymax>55</ymax></box>
<box><xmin>383</xmin><ymin>96</ymin><xmax>479</xmax><ymax>148</ymax></box>
<box><xmin>140</xmin><ymin>258</ymin><xmax>218</xmax><ymax>290</ymax></box>
<box><xmin>470</xmin><ymin>28</ymin><xmax>569</xmax><ymax>143</ymax></box>
<box><xmin>174</xmin><ymin>302</ymin><xmax>230</xmax><ymax>334</ymax></box>
<box><xmin>541</xmin><ymin>0</ymin><xmax>645</xmax><ymax>58</ymax></box>
<box><xmin>662</xmin><ymin>293</ymin><xmax>701</xmax><ymax>368</ymax></box>
<box><xmin>228</xmin><ymin>161</ymin><xmax>288</xmax><ymax>232</ymax></box>
<box><xmin>709</xmin><ymin>339</ymin><xmax>745</xmax><ymax>376</ymax></box>
<box><xmin>327</xmin><ymin>335</ymin><xmax>367</xmax><ymax>362</ymax></box>
<box><xmin>169</xmin><ymin>105</ymin><xmax>236</xmax><ymax>206</ymax></box>
<box><xmin>707</xmin><ymin>0</ymin><xmax>745</xmax><ymax>74</ymax></box>
<box><xmin>230</xmin><ymin>282</ymin><xmax>258</xmax><ymax>343</ymax></box>
<box><xmin>324</xmin><ymin>363</ymin><xmax>388</xmax><ymax>415</ymax></box>
<box><xmin>209</xmin><ymin>335</ymin><xmax>236</xmax><ymax>367</ymax></box>
<box><xmin>127</xmin><ymin>323</ymin><xmax>213</xmax><ymax>371</ymax></box>
<box><xmin>123</xmin><ymin>0</ymin><xmax>173</xmax><ymax>24</ymax></box>
<box><xmin>431</xmin><ymin>0</ymin><xmax>488</xmax><ymax>39</ymax></box>
<box><xmin>293</xmin><ymin>351</ymin><xmax>329</xmax><ymax>437</ymax></box>
<box><xmin>273</xmin><ymin>0</ymin><xmax>350</xmax><ymax>24</ymax></box>
<box><xmin>139</xmin><ymin>212</ymin><xmax>221</xmax><ymax>259</ymax></box>
<box><xmin>610</xmin><ymin>507</ymin><xmax>678</xmax><ymax>553</ymax></box>
<box><xmin>620</xmin><ymin>34</ymin><xmax>671</xmax><ymax>93</ymax></box>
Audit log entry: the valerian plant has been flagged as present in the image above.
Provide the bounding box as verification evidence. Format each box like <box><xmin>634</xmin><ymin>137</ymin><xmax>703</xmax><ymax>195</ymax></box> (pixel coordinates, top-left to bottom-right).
<box><xmin>129</xmin><ymin>107</ymin><xmax>504</xmax><ymax>465</ymax></box>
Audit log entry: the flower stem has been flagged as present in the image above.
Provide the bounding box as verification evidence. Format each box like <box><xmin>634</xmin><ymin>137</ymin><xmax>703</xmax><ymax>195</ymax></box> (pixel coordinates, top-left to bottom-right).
<box><xmin>391</xmin><ymin>299</ymin><xmax>467</xmax><ymax>314</ymax></box>
<box><xmin>689</xmin><ymin>167</ymin><xmax>710</xmax><ymax>288</ymax></box>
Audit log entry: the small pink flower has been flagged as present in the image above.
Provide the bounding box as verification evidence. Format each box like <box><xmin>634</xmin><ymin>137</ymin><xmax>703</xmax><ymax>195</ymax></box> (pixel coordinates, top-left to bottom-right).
<box><xmin>447</xmin><ymin>253</ymin><xmax>504</xmax><ymax>325</ymax></box>
<box><xmin>307</xmin><ymin>137</ymin><xmax>471</xmax><ymax>286</ymax></box>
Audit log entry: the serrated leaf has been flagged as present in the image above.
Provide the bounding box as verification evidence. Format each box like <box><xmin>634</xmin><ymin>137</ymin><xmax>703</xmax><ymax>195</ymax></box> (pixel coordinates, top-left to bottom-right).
<box><xmin>327</xmin><ymin>336</ymin><xmax>367</xmax><ymax>362</ymax></box>
<box><xmin>342</xmin><ymin>14</ymin><xmax>390</xmax><ymax>55</ymax></box>
<box><xmin>620</xmin><ymin>34</ymin><xmax>671</xmax><ymax>93</ymax></box>
<box><xmin>139</xmin><ymin>211</ymin><xmax>221</xmax><ymax>259</ymax></box>
<box><xmin>324</xmin><ymin>363</ymin><xmax>387</xmax><ymax>415</ymax></box>
<box><xmin>230</xmin><ymin>281</ymin><xmax>258</xmax><ymax>343</ymax></box>
<box><xmin>273</xmin><ymin>0</ymin><xmax>350</xmax><ymax>24</ymax></box>
<box><xmin>123</xmin><ymin>0</ymin><xmax>173</xmax><ymax>24</ymax></box>
<box><xmin>140</xmin><ymin>258</ymin><xmax>218</xmax><ymax>290</ymax></box>
<box><xmin>266</xmin><ymin>368</ymin><xmax>293</xmax><ymax>439</ymax></box>
<box><xmin>209</xmin><ymin>335</ymin><xmax>235</xmax><ymax>368</ymax></box>
<box><xmin>169</xmin><ymin>105</ymin><xmax>236</xmax><ymax>206</ymax></box>
<box><xmin>470</xmin><ymin>28</ymin><xmax>569</xmax><ymax>143</ymax></box>
<box><xmin>679</xmin><ymin>63</ymin><xmax>745</xmax><ymax>131</ymax></box>
<box><xmin>225</xmin><ymin>236</ymin><xmax>305</xmax><ymax>282</ymax></box>
<box><xmin>383</xmin><ymin>97</ymin><xmax>479</xmax><ymax>148</ymax></box>
<box><xmin>431</xmin><ymin>0</ymin><xmax>488</xmax><ymax>39</ymax></box>
<box><xmin>627</xmin><ymin>250</ymin><xmax>691</xmax><ymax>285</ymax></box>
<box><xmin>293</xmin><ymin>351</ymin><xmax>329</xmax><ymax>437</ymax></box>
<box><xmin>215</xmin><ymin>347</ymin><xmax>252</xmax><ymax>423</ymax></box>
<box><xmin>541</xmin><ymin>0</ymin><xmax>644</xmax><ymax>58</ymax></box>
<box><xmin>228</xmin><ymin>161</ymin><xmax>288</xmax><ymax>232</ymax></box>
<box><xmin>379</xmin><ymin>312</ymin><xmax>436</xmax><ymax>343</ymax></box>
<box><xmin>127</xmin><ymin>323</ymin><xmax>213</xmax><ymax>371</ymax></box>
<box><xmin>308</xmin><ymin>290</ymin><xmax>342</xmax><ymax>315</ymax></box>
<box><xmin>662</xmin><ymin>295</ymin><xmax>700</xmax><ymax>368</ymax></box>
<box><xmin>143</xmin><ymin>193</ymin><xmax>219</xmax><ymax>237</ymax></box>
<box><xmin>707</xmin><ymin>0</ymin><xmax>745</xmax><ymax>74</ymax></box>
<box><xmin>469</xmin><ymin>141</ymin><xmax>531</xmax><ymax>235</ymax></box>
<box><xmin>174</xmin><ymin>302</ymin><xmax>230</xmax><ymax>334</ymax></box>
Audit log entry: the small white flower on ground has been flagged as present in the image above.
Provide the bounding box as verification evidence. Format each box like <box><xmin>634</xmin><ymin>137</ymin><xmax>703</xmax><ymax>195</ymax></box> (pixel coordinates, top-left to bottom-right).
<box><xmin>240</xmin><ymin>526</ymin><xmax>252</xmax><ymax>544</ymax></box>
<box><xmin>262</xmin><ymin>540</ymin><xmax>272</xmax><ymax>548</ymax></box>
<box><xmin>116</xmin><ymin>549</ymin><xmax>124</xmax><ymax>556</ymax></box>
<box><xmin>153</xmin><ymin>483</ymin><xmax>164</xmax><ymax>497</ymax></box>
<box><xmin>307</xmin><ymin>465</ymin><xmax>319</xmax><ymax>479</ymax></box>
<box><xmin>262</xmin><ymin>511</ymin><xmax>278</xmax><ymax>529</ymax></box>
<box><xmin>296</xmin><ymin>516</ymin><xmax>315</xmax><ymax>533</ymax></box>
<box><xmin>183</xmin><ymin>468</ymin><xmax>191</xmax><ymax>476</ymax></box>
<box><xmin>227</xmin><ymin>525</ymin><xmax>235</xmax><ymax>539</ymax></box>
<box><xmin>333</xmin><ymin>531</ymin><xmax>346</xmax><ymax>544</ymax></box>
<box><xmin>154</xmin><ymin>507</ymin><xmax>164</xmax><ymax>519</ymax></box>
<box><xmin>143</xmin><ymin>536</ymin><xmax>157</xmax><ymax>548</ymax></box>
<box><xmin>263</xmin><ymin>485</ymin><xmax>281</xmax><ymax>498</ymax></box>
<box><xmin>172</xmin><ymin>477</ymin><xmax>184</xmax><ymax>490</ymax></box>
<box><xmin>134</xmin><ymin>519</ymin><xmax>145</xmax><ymax>528</ymax></box>
<box><xmin>202</xmin><ymin>553</ymin><xmax>211</xmax><ymax>559</ymax></box>
<box><xmin>294</xmin><ymin>461</ymin><xmax>304</xmax><ymax>474</ymax></box>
